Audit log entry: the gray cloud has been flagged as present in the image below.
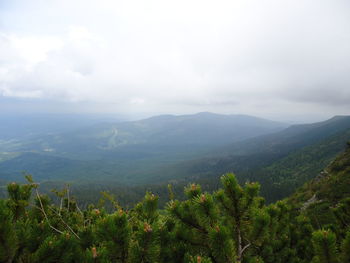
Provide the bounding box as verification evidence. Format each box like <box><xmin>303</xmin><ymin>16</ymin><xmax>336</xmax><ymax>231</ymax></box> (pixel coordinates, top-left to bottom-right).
<box><xmin>0</xmin><ymin>0</ymin><xmax>349</xmax><ymax>121</ymax></box>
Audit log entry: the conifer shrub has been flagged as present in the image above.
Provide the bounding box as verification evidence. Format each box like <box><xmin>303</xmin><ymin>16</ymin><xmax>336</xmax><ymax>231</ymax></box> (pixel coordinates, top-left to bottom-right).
<box><xmin>0</xmin><ymin>172</ymin><xmax>349</xmax><ymax>263</ymax></box>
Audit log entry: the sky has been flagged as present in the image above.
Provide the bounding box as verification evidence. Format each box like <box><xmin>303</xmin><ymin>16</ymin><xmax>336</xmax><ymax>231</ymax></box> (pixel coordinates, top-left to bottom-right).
<box><xmin>0</xmin><ymin>0</ymin><xmax>350</xmax><ymax>122</ymax></box>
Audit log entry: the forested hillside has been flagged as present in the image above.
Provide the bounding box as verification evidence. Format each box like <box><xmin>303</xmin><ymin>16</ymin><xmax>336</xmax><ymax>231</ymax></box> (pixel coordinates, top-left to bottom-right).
<box><xmin>2</xmin><ymin>115</ymin><xmax>349</xmax><ymax>207</ymax></box>
<box><xmin>1</xmin><ymin>144</ymin><xmax>349</xmax><ymax>262</ymax></box>
<box><xmin>0</xmin><ymin>113</ymin><xmax>286</xmax><ymax>183</ymax></box>
<box><xmin>288</xmin><ymin>141</ymin><xmax>350</xmax><ymax>228</ymax></box>
<box><xmin>139</xmin><ymin>115</ymin><xmax>350</xmax><ymax>203</ymax></box>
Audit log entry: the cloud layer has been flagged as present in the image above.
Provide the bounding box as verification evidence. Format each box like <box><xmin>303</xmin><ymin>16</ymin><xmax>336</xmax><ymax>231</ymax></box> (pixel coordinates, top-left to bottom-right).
<box><xmin>1</xmin><ymin>0</ymin><xmax>350</xmax><ymax>120</ymax></box>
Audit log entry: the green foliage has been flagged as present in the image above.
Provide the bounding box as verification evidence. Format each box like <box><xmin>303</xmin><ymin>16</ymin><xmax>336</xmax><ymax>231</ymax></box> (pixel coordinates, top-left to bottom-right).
<box><xmin>340</xmin><ymin>230</ymin><xmax>350</xmax><ymax>263</ymax></box>
<box><xmin>310</xmin><ymin>229</ymin><xmax>350</xmax><ymax>263</ymax></box>
<box><xmin>184</xmin><ymin>254</ymin><xmax>212</xmax><ymax>263</ymax></box>
<box><xmin>7</xmin><ymin>181</ymin><xmax>33</xmax><ymax>220</ymax></box>
<box><xmin>129</xmin><ymin>221</ymin><xmax>160</xmax><ymax>263</ymax></box>
<box><xmin>0</xmin><ymin>143</ymin><xmax>349</xmax><ymax>263</ymax></box>
<box><xmin>340</xmin><ymin>231</ymin><xmax>350</xmax><ymax>263</ymax></box>
<box><xmin>0</xmin><ymin>200</ymin><xmax>18</xmax><ymax>263</ymax></box>
<box><xmin>312</xmin><ymin>229</ymin><xmax>339</xmax><ymax>263</ymax></box>
<box><xmin>96</xmin><ymin>210</ymin><xmax>131</xmax><ymax>262</ymax></box>
<box><xmin>33</xmin><ymin>233</ymin><xmax>84</xmax><ymax>263</ymax></box>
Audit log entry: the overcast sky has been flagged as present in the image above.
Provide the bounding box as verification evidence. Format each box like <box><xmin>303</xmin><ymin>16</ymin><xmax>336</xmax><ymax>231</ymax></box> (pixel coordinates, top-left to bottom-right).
<box><xmin>0</xmin><ymin>0</ymin><xmax>350</xmax><ymax>122</ymax></box>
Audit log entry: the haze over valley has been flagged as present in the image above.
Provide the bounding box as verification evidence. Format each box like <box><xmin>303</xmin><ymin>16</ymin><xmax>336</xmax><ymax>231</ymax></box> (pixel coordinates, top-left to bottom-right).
<box><xmin>0</xmin><ymin>112</ymin><xmax>286</xmax><ymax>182</ymax></box>
<box><xmin>1</xmin><ymin>112</ymin><xmax>350</xmax><ymax>206</ymax></box>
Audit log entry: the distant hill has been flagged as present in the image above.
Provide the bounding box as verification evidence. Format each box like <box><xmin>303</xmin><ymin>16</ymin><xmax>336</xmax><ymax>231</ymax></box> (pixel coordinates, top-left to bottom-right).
<box><xmin>257</xmin><ymin>128</ymin><xmax>350</xmax><ymax>200</ymax></box>
<box><xmin>219</xmin><ymin>115</ymin><xmax>350</xmax><ymax>156</ymax></box>
<box><xmin>0</xmin><ymin>112</ymin><xmax>286</xmax><ymax>182</ymax></box>
<box><xmin>7</xmin><ymin>112</ymin><xmax>286</xmax><ymax>159</ymax></box>
<box><xmin>0</xmin><ymin>113</ymin><xmax>123</xmax><ymax>140</ymax></box>
<box><xmin>145</xmin><ymin>116</ymin><xmax>350</xmax><ymax>202</ymax></box>
<box><xmin>2</xmin><ymin>118</ymin><xmax>349</xmax><ymax>210</ymax></box>
<box><xmin>2</xmin><ymin>113</ymin><xmax>349</xmax><ymax>205</ymax></box>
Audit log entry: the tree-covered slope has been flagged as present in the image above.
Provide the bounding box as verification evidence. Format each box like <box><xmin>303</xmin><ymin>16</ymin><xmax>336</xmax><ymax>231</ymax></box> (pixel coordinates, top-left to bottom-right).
<box><xmin>220</xmin><ymin>115</ymin><xmax>350</xmax><ymax>156</ymax></box>
<box><xmin>146</xmin><ymin>116</ymin><xmax>350</xmax><ymax>202</ymax></box>
<box><xmin>0</xmin><ymin>113</ymin><xmax>286</xmax><ymax>183</ymax></box>
<box><xmin>2</xmin><ymin>115</ymin><xmax>350</xmax><ymax>207</ymax></box>
<box><xmin>7</xmin><ymin>113</ymin><xmax>285</xmax><ymax>159</ymax></box>
<box><xmin>0</xmin><ymin>147</ymin><xmax>349</xmax><ymax>263</ymax></box>
<box><xmin>288</xmin><ymin>141</ymin><xmax>350</xmax><ymax>226</ymax></box>
<box><xmin>256</xmin><ymin>129</ymin><xmax>350</xmax><ymax>200</ymax></box>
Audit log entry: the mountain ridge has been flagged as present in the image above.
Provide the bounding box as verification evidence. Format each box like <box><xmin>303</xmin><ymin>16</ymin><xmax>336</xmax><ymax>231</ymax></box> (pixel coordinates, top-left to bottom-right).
<box><xmin>0</xmin><ymin>112</ymin><xmax>287</xmax><ymax>183</ymax></box>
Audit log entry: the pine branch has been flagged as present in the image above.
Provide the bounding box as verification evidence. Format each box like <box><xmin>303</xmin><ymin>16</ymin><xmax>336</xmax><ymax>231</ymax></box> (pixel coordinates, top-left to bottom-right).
<box><xmin>34</xmin><ymin>190</ymin><xmax>65</xmax><ymax>235</ymax></box>
<box><xmin>47</xmin><ymin>206</ymin><xmax>81</xmax><ymax>239</ymax></box>
<box><xmin>34</xmin><ymin>185</ymin><xmax>80</xmax><ymax>239</ymax></box>
<box><xmin>66</xmin><ymin>184</ymin><xmax>70</xmax><ymax>211</ymax></box>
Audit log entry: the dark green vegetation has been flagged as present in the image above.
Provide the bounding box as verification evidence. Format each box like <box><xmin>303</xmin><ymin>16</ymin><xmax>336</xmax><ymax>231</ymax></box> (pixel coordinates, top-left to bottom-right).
<box><xmin>288</xmin><ymin>141</ymin><xmax>350</xmax><ymax>228</ymax></box>
<box><xmin>148</xmin><ymin>115</ymin><xmax>350</xmax><ymax>202</ymax></box>
<box><xmin>1</xmin><ymin>145</ymin><xmax>349</xmax><ymax>263</ymax></box>
<box><xmin>1</xmin><ymin>114</ymin><xmax>350</xmax><ymax>206</ymax></box>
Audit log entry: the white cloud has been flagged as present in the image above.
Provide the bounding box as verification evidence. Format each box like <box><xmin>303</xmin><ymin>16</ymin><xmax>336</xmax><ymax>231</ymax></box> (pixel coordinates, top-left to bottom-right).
<box><xmin>8</xmin><ymin>35</ymin><xmax>63</xmax><ymax>65</ymax></box>
<box><xmin>68</xmin><ymin>26</ymin><xmax>92</xmax><ymax>42</ymax></box>
<box><xmin>0</xmin><ymin>0</ymin><xmax>350</xmax><ymax>120</ymax></box>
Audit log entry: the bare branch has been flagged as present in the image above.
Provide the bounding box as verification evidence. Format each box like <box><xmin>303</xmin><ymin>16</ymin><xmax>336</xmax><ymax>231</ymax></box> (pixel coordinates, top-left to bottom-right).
<box><xmin>34</xmin><ymin>189</ymin><xmax>65</xmax><ymax>235</ymax></box>
<box><xmin>241</xmin><ymin>243</ymin><xmax>251</xmax><ymax>255</ymax></box>
<box><xmin>47</xmin><ymin>206</ymin><xmax>81</xmax><ymax>239</ymax></box>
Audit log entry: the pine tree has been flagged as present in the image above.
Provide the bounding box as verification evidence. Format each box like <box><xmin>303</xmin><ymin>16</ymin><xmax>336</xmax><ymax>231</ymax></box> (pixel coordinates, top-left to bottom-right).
<box><xmin>340</xmin><ymin>230</ymin><xmax>350</xmax><ymax>263</ymax></box>
<box><xmin>168</xmin><ymin>182</ymin><xmax>234</xmax><ymax>262</ymax></box>
<box><xmin>333</xmin><ymin>197</ymin><xmax>350</xmax><ymax>235</ymax></box>
<box><xmin>33</xmin><ymin>232</ymin><xmax>84</xmax><ymax>263</ymax></box>
<box><xmin>312</xmin><ymin>229</ymin><xmax>339</xmax><ymax>263</ymax></box>
<box><xmin>215</xmin><ymin>173</ymin><xmax>270</xmax><ymax>262</ymax></box>
<box><xmin>158</xmin><ymin>215</ymin><xmax>188</xmax><ymax>263</ymax></box>
<box><xmin>1</xmin><ymin>167</ymin><xmax>349</xmax><ymax>263</ymax></box>
<box><xmin>311</xmin><ymin>229</ymin><xmax>350</xmax><ymax>263</ymax></box>
<box><xmin>95</xmin><ymin>209</ymin><xmax>131</xmax><ymax>262</ymax></box>
<box><xmin>6</xmin><ymin>182</ymin><xmax>33</xmax><ymax>220</ymax></box>
<box><xmin>292</xmin><ymin>214</ymin><xmax>314</xmax><ymax>262</ymax></box>
<box><xmin>259</xmin><ymin>201</ymin><xmax>295</xmax><ymax>263</ymax></box>
<box><xmin>167</xmin><ymin>173</ymin><xmax>271</xmax><ymax>263</ymax></box>
<box><xmin>0</xmin><ymin>200</ymin><xmax>18</xmax><ymax>263</ymax></box>
<box><xmin>128</xmin><ymin>192</ymin><xmax>161</xmax><ymax>263</ymax></box>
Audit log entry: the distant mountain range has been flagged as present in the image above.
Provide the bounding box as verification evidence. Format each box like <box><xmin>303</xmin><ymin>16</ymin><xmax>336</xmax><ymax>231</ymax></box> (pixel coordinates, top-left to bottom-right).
<box><xmin>0</xmin><ymin>112</ymin><xmax>286</xmax><ymax>182</ymax></box>
<box><xmin>1</xmin><ymin>113</ymin><xmax>350</xmax><ymax>204</ymax></box>
<box><xmin>0</xmin><ymin>113</ymin><xmax>123</xmax><ymax>140</ymax></box>
<box><xmin>2</xmin><ymin>112</ymin><xmax>286</xmax><ymax>158</ymax></box>
<box><xmin>147</xmin><ymin>115</ymin><xmax>350</xmax><ymax>202</ymax></box>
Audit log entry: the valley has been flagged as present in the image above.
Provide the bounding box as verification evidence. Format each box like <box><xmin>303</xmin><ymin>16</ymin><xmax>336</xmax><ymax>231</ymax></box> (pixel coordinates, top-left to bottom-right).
<box><xmin>1</xmin><ymin>113</ymin><xmax>350</xmax><ymax>206</ymax></box>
